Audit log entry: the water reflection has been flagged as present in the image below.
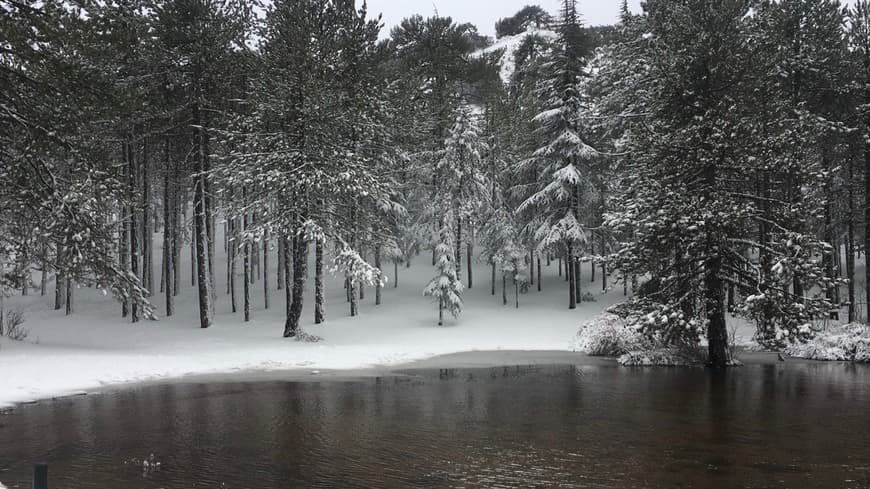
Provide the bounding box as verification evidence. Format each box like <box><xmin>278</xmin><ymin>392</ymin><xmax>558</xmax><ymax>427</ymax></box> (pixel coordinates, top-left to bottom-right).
<box><xmin>0</xmin><ymin>364</ymin><xmax>869</xmax><ymax>488</ymax></box>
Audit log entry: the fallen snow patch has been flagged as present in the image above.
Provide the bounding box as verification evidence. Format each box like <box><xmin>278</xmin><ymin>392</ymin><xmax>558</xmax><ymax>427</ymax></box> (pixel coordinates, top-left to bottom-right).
<box><xmin>573</xmin><ymin>313</ymin><xmax>652</xmax><ymax>356</ymax></box>
<box><xmin>784</xmin><ymin>324</ymin><xmax>870</xmax><ymax>362</ymax></box>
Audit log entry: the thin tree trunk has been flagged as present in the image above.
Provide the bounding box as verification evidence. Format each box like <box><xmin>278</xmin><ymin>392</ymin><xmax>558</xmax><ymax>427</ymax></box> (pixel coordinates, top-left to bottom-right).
<box><xmin>163</xmin><ymin>138</ymin><xmax>174</xmax><ymax>317</ymax></box>
<box><xmin>848</xmin><ymin>156</ymin><xmax>856</xmax><ymax>323</ymax></box>
<box><xmin>142</xmin><ymin>137</ymin><xmax>153</xmax><ymax>296</ymax></box>
<box><xmin>502</xmin><ymin>272</ymin><xmax>507</xmax><ymax>306</ymax></box>
<box><xmin>591</xmin><ymin>241</ymin><xmax>596</xmax><ymax>283</ymax></box>
<box><xmin>467</xmin><ymin>235</ymin><xmax>473</xmax><ymax>289</ymax></box>
<box><xmin>568</xmin><ymin>248</ymin><xmax>576</xmax><ymax>310</ymax></box>
<box><xmin>243</xmin><ymin>187</ymin><xmax>251</xmax><ymax>323</ymax></box>
<box><xmin>438</xmin><ymin>297</ymin><xmax>444</xmax><ymax>326</ymax></box>
<box><xmin>375</xmin><ymin>246</ymin><xmax>382</xmax><ymax>306</ymax></box>
<box><xmin>315</xmin><ymin>237</ymin><xmax>324</xmax><ymax>324</ymax></box>
<box><xmin>264</xmin><ymin>232</ymin><xmax>270</xmax><ymax>310</ymax></box>
<box><xmin>529</xmin><ymin>251</ymin><xmax>535</xmax><ymax>286</ymax></box>
<box><xmin>277</xmin><ymin>235</ymin><xmax>284</xmax><ymax>290</ymax></box>
<box><xmin>491</xmin><ymin>260</ymin><xmax>496</xmax><ymax>296</ymax></box>
<box><xmin>192</xmin><ymin>102</ymin><xmax>213</xmax><ymax>329</ymax></box>
<box><xmin>537</xmin><ymin>255</ymin><xmax>542</xmax><ymax>292</ymax></box>
<box><xmin>456</xmin><ymin>218</ymin><xmax>462</xmax><ymax>283</ymax></box>
<box><xmin>127</xmin><ymin>135</ymin><xmax>140</xmax><ymax>323</ymax></box>
<box><xmin>283</xmin><ymin>235</ymin><xmax>292</xmax><ymax>327</ymax></box>
<box><xmin>65</xmin><ymin>277</ymin><xmax>72</xmax><ymax>316</ymax></box>
<box><xmin>394</xmin><ymin>259</ymin><xmax>398</xmax><ymax>289</ymax></box>
<box><xmin>40</xmin><ymin>245</ymin><xmax>47</xmax><ymax>296</ymax></box>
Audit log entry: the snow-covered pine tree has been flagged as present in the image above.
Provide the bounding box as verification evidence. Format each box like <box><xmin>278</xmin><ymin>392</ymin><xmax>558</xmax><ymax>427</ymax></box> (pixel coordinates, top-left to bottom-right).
<box><xmin>848</xmin><ymin>1</ymin><xmax>870</xmax><ymax>323</ymax></box>
<box><xmin>604</xmin><ymin>0</ymin><xmax>840</xmax><ymax>366</ymax></box>
<box><xmin>436</xmin><ymin>105</ymin><xmax>489</xmax><ymax>286</ymax></box>
<box><xmin>424</xmin><ymin>215</ymin><xmax>464</xmax><ymax>326</ymax></box>
<box><xmin>515</xmin><ymin>0</ymin><xmax>596</xmax><ymax>310</ymax></box>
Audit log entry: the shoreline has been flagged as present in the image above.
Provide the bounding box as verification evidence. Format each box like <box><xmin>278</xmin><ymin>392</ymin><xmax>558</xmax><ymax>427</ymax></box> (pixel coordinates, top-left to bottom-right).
<box><xmin>0</xmin><ymin>349</ymin><xmax>837</xmax><ymax>412</ymax></box>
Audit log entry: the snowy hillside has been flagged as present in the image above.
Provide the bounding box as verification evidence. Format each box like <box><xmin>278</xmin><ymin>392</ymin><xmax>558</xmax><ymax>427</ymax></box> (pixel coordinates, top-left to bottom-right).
<box><xmin>474</xmin><ymin>28</ymin><xmax>557</xmax><ymax>84</ymax></box>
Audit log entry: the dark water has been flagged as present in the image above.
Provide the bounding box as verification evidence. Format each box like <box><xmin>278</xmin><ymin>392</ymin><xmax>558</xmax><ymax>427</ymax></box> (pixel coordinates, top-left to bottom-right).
<box><xmin>1</xmin><ymin>363</ymin><xmax>870</xmax><ymax>489</ymax></box>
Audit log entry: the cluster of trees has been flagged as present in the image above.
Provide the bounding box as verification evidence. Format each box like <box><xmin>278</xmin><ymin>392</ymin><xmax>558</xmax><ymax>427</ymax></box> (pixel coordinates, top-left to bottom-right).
<box><xmin>3</xmin><ymin>0</ymin><xmax>870</xmax><ymax>367</ymax></box>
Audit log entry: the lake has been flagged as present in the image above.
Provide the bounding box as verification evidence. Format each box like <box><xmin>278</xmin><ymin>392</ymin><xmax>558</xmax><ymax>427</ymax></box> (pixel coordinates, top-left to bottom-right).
<box><xmin>1</xmin><ymin>362</ymin><xmax>869</xmax><ymax>488</ymax></box>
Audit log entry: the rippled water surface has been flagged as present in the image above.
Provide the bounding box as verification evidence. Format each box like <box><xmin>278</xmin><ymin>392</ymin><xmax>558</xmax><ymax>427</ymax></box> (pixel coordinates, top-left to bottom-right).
<box><xmin>1</xmin><ymin>363</ymin><xmax>870</xmax><ymax>488</ymax></box>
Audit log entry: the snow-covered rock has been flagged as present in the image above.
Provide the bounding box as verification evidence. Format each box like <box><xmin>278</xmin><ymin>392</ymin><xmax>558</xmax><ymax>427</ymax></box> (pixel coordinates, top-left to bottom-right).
<box><xmin>785</xmin><ymin>324</ymin><xmax>870</xmax><ymax>362</ymax></box>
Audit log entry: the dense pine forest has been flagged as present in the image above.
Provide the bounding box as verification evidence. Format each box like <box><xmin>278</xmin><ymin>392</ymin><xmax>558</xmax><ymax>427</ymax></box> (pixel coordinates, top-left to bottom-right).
<box><xmin>2</xmin><ymin>0</ymin><xmax>870</xmax><ymax>370</ymax></box>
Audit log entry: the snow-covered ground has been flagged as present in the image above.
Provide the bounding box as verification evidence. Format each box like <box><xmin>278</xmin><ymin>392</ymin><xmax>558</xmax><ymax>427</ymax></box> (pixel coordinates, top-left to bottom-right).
<box><xmin>0</xmin><ymin>226</ymin><xmax>635</xmax><ymax>409</ymax></box>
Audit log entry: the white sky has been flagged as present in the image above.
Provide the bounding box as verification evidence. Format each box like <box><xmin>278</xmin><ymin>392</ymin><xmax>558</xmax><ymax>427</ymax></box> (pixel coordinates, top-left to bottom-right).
<box><xmin>359</xmin><ymin>0</ymin><xmax>644</xmax><ymax>38</ymax></box>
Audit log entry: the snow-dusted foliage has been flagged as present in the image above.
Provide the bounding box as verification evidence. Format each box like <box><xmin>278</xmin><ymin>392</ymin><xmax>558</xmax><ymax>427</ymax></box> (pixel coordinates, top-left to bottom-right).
<box><xmin>573</xmin><ymin>313</ymin><xmax>652</xmax><ymax>357</ymax></box>
<box><xmin>331</xmin><ymin>248</ymin><xmax>386</xmax><ymax>289</ymax></box>
<box><xmin>618</xmin><ymin>347</ymin><xmax>709</xmax><ymax>367</ymax></box>
<box><xmin>784</xmin><ymin>324</ymin><xmax>870</xmax><ymax>362</ymax></box>
<box><xmin>599</xmin><ymin>0</ymin><xmax>844</xmax><ymax>365</ymax></box>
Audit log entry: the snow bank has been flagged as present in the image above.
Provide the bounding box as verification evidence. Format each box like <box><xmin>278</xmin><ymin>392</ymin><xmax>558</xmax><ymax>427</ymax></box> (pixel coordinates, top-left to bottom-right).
<box><xmin>0</xmin><ymin>244</ymin><xmax>625</xmax><ymax>409</ymax></box>
<box><xmin>572</xmin><ymin>313</ymin><xmax>651</xmax><ymax>356</ymax></box>
<box><xmin>784</xmin><ymin>324</ymin><xmax>870</xmax><ymax>362</ymax></box>
<box><xmin>0</xmin><ymin>480</ymin><xmax>6</xmax><ymax>489</ymax></box>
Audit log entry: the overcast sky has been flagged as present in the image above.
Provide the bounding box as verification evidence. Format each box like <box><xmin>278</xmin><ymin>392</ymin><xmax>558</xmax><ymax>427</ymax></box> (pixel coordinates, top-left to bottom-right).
<box><xmin>360</xmin><ymin>0</ymin><xmax>644</xmax><ymax>38</ymax></box>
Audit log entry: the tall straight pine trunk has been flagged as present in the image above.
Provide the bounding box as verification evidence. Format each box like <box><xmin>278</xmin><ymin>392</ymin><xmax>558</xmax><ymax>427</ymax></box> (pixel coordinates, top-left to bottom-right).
<box><xmin>192</xmin><ymin>102</ymin><xmax>213</xmax><ymax>329</ymax></box>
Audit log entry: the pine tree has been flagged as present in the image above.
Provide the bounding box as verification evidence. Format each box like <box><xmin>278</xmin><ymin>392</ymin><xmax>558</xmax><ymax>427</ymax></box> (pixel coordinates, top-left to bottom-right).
<box><xmin>424</xmin><ymin>218</ymin><xmax>464</xmax><ymax>326</ymax></box>
<box><xmin>516</xmin><ymin>0</ymin><xmax>596</xmax><ymax>310</ymax></box>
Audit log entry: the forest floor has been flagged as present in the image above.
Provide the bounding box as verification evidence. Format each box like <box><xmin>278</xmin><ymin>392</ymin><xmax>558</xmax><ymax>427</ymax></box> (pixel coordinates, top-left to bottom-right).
<box><xmin>0</xmin><ymin>227</ymin><xmax>776</xmax><ymax>409</ymax></box>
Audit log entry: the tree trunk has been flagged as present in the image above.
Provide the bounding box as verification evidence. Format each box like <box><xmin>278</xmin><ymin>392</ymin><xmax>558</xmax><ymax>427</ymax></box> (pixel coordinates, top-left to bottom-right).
<box><xmin>375</xmin><ymin>246</ymin><xmax>382</xmax><ymax>306</ymax></box>
<box><xmin>315</xmin><ymin>237</ymin><xmax>324</xmax><ymax>324</ymax></box>
<box><xmin>438</xmin><ymin>296</ymin><xmax>444</xmax><ymax>326</ymax></box>
<box><xmin>203</xmin><ymin>130</ymin><xmax>216</xmax><ymax>314</ymax></box>
<box><xmin>455</xmin><ymin>218</ymin><xmax>462</xmax><ymax>283</ymax></box>
<box><xmin>284</xmin><ymin>232</ymin><xmax>307</xmax><ymax>338</ymax></box>
<box><xmin>163</xmin><ymin>138</ymin><xmax>174</xmax><ymax>317</ymax></box>
<box><xmin>40</xmin><ymin>245</ymin><xmax>47</xmax><ymax>296</ymax></box>
<box><xmin>591</xmin><ymin>241</ymin><xmax>596</xmax><ymax>283</ymax></box>
<box><xmin>127</xmin><ymin>135</ymin><xmax>140</xmax><ymax>323</ymax></box>
<box><xmin>230</xmin><ymin>207</ymin><xmax>237</xmax><ymax>313</ymax></box>
<box><xmin>192</xmin><ymin>103</ymin><xmax>213</xmax><ymax>329</ymax></box>
<box><xmin>529</xmin><ymin>251</ymin><xmax>535</xmax><ymax>286</ymax></box>
<box><xmin>277</xmin><ymin>235</ymin><xmax>284</xmax><ymax>290</ymax></box>
<box><xmin>537</xmin><ymin>255</ymin><xmax>542</xmax><ymax>292</ymax></box>
<box><xmin>243</xmin><ymin>187</ymin><xmax>251</xmax><ymax>323</ymax></box>
<box><xmin>394</xmin><ymin>259</ymin><xmax>398</xmax><ymax>289</ymax></box>
<box><xmin>283</xmin><ymin>234</ymin><xmax>292</xmax><ymax>326</ymax></box>
<box><xmin>502</xmin><ymin>272</ymin><xmax>507</xmax><ymax>306</ymax></box>
<box><xmin>568</xmin><ymin>248</ymin><xmax>576</xmax><ymax>310</ymax></box>
<box><xmin>848</xmin><ymin>156</ymin><xmax>856</xmax><ymax>323</ymax></box>
<box><xmin>514</xmin><ymin>274</ymin><xmax>519</xmax><ymax>309</ymax></box>
<box><xmin>142</xmin><ymin>137</ymin><xmax>153</xmax><ymax>296</ymax></box>
<box><xmin>264</xmin><ymin>232</ymin><xmax>270</xmax><ymax>310</ymax></box>
<box><xmin>574</xmin><ymin>257</ymin><xmax>582</xmax><ymax>305</ymax></box>
<box><xmin>467</xmin><ymin>240</ymin><xmax>473</xmax><ymax>289</ymax></box>
<box><xmin>491</xmin><ymin>261</ymin><xmax>496</xmax><ymax>296</ymax></box>
<box><xmin>65</xmin><ymin>277</ymin><xmax>72</xmax><ymax>316</ymax></box>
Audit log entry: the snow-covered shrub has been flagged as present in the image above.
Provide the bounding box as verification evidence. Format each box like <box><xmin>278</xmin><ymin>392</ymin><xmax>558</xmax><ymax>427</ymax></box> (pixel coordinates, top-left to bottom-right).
<box><xmin>580</xmin><ymin>291</ymin><xmax>596</xmax><ymax>303</ymax></box>
<box><xmin>618</xmin><ymin>346</ymin><xmax>708</xmax><ymax>366</ymax></box>
<box><xmin>574</xmin><ymin>314</ymin><xmax>653</xmax><ymax>356</ymax></box>
<box><xmin>295</xmin><ymin>330</ymin><xmax>324</xmax><ymax>343</ymax></box>
<box><xmin>0</xmin><ymin>308</ymin><xmax>27</xmax><ymax>341</ymax></box>
<box><xmin>784</xmin><ymin>324</ymin><xmax>870</xmax><ymax>362</ymax></box>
